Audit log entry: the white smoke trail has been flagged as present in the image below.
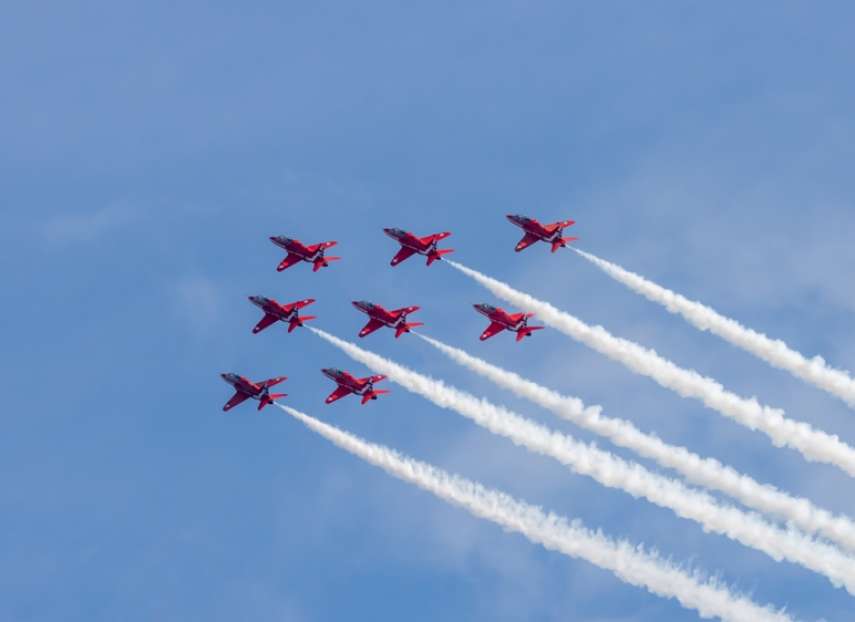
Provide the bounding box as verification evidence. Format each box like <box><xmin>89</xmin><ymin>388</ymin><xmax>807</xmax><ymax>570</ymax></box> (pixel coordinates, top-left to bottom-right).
<box><xmin>575</xmin><ymin>248</ymin><xmax>855</xmax><ymax>408</ymax></box>
<box><xmin>416</xmin><ymin>332</ymin><xmax>855</xmax><ymax>553</ymax></box>
<box><xmin>278</xmin><ymin>403</ymin><xmax>795</xmax><ymax>622</ymax></box>
<box><xmin>446</xmin><ymin>260</ymin><xmax>855</xmax><ymax>478</ymax></box>
<box><xmin>310</xmin><ymin>327</ymin><xmax>855</xmax><ymax>594</ymax></box>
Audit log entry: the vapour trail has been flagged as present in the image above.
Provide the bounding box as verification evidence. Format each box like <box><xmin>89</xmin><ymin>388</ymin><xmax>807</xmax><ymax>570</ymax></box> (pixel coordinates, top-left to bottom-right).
<box><xmin>416</xmin><ymin>332</ymin><xmax>855</xmax><ymax>553</ymax></box>
<box><xmin>574</xmin><ymin>248</ymin><xmax>855</xmax><ymax>409</ymax></box>
<box><xmin>278</xmin><ymin>403</ymin><xmax>796</xmax><ymax>622</ymax></box>
<box><xmin>446</xmin><ymin>260</ymin><xmax>855</xmax><ymax>478</ymax></box>
<box><xmin>310</xmin><ymin>327</ymin><xmax>855</xmax><ymax>594</ymax></box>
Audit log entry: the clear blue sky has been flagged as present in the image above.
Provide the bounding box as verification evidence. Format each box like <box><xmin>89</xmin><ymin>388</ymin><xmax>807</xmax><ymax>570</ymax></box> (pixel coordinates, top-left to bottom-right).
<box><xmin>4</xmin><ymin>3</ymin><xmax>855</xmax><ymax>620</ymax></box>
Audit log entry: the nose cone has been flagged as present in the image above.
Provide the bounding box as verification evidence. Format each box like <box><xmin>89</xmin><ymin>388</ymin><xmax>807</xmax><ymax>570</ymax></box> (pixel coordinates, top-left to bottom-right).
<box><xmin>249</xmin><ymin>295</ymin><xmax>265</xmax><ymax>306</ymax></box>
<box><xmin>352</xmin><ymin>300</ymin><xmax>367</xmax><ymax>311</ymax></box>
<box><xmin>270</xmin><ymin>235</ymin><xmax>291</xmax><ymax>246</ymax></box>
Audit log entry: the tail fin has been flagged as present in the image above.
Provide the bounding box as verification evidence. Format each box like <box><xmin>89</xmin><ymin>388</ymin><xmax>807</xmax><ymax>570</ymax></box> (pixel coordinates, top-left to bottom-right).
<box><xmin>313</xmin><ymin>256</ymin><xmax>341</xmax><ymax>272</ymax></box>
<box><xmin>258</xmin><ymin>393</ymin><xmax>287</xmax><ymax>410</ymax></box>
<box><xmin>516</xmin><ymin>326</ymin><xmax>544</xmax><ymax>341</ymax></box>
<box><xmin>551</xmin><ymin>237</ymin><xmax>578</xmax><ymax>253</ymax></box>
<box><xmin>361</xmin><ymin>389</ymin><xmax>390</xmax><ymax>405</ymax></box>
<box><xmin>395</xmin><ymin>322</ymin><xmax>424</xmax><ymax>338</ymax></box>
<box><xmin>426</xmin><ymin>248</ymin><xmax>454</xmax><ymax>266</ymax></box>
<box><xmin>288</xmin><ymin>315</ymin><xmax>317</xmax><ymax>333</ymax></box>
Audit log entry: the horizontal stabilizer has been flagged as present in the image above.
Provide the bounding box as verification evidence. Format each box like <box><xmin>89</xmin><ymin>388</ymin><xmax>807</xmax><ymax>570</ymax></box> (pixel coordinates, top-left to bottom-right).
<box><xmin>395</xmin><ymin>322</ymin><xmax>424</xmax><ymax>338</ymax></box>
<box><xmin>361</xmin><ymin>389</ymin><xmax>390</xmax><ymax>405</ymax></box>
<box><xmin>551</xmin><ymin>237</ymin><xmax>578</xmax><ymax>253</ymax></box>
<box><xmin>258</xmin><ymin>393</ymin><xmax>287</xmax><ymax>410</ymax></box>
<box><xmin>288</xmin><ymin>315</ymin><xmax>317</xmax><ymax>332</ymax></box>
<box><xmin>313</xmin><ymin>256</ymin><xmax>341</xmax><ymax>272</ymax></box>
<box><xmin>426</xmin><ymin>248</ymin><xmax>454</xmax><ymax>266</ymax></box>
<box><xmin>516</xmin><ymin>326</ymin><xmax>544</xmax><ymax>341</ymax></box>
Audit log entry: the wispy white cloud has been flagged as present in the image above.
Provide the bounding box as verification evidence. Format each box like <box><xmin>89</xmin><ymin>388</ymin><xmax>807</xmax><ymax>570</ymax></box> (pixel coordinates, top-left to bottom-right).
<box><xmin>42</xmin><ymin>203</ymin><xmax>138</xmax><ymax>244</ymax></box>
<box><xmin>172</xmin><ymin>276</ymin><xmax>221</xmax><ymax>334</ymax></box>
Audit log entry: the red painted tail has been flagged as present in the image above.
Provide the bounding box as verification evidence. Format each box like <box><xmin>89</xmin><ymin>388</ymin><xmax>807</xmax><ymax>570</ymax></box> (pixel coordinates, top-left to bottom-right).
<box><xmin>516</xmin><ymin>326</ymin><xmax>544</xmax><ymax>341</ymax></box>
<box><xmin>313</xmin><ymin>256</ymin><xmax>341</xmax><ymax>272</ymax></box>
<box><xmin>361</xmin><ymin>389</ymin><xmax>390</xmax><ymax>405</ymax></box>
<box><xmin>551</xmin><ymin>237</ymin><xmax>578</xmax><ymax>253</ymax></box>
<box><xmin>395</xmin><ymin>322</ymin><xmax>424</xmax><ymax>338</ymax></box>
<box><xmin>288</xmin><ymin>315</ymin><xmax>317</xmax><ymax>332</ymax></box>
<box><xmin>426</xmin><ymin>248</ymin><xmax>454</xmax><ymax>266</ymax></box>
<box><xmin>258</xmin><ymin>393</ymin><xmax>287</xmax><ymax>410</ymax></box>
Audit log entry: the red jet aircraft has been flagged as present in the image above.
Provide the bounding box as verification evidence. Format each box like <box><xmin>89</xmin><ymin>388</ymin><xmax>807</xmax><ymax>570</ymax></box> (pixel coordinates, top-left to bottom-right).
<box><xmin>322</xmin><ymin>368</ymin><xmax>390</xmax><ymax>405</ymax></box>
<box><xmin>220</xmin><ymin>373</ymin><xmax>287</xmax><ymax>411</ymax></box>
<box><xmin>383</xmin><ymin>228</ymin><xmax>454</xmax><ymax>267</ymax></box>
<box><xmin>506</xmin><ymin>214</ymin><xmax>577</xmax><ymax>253</ymax></box>
<box><xmin>270</xmin><ymin>236</ymin><xmax>340</xmax><ymax>272</ymax></box>
<box><xmin>474</xmin><ymin>303</ymin><xmax>544</xmax><ymax>342</ymax></box>
<box><xmin>248</xmin><ymin>296</ymin><xmax>317</xmax><ymax>334</ymax></box>
<box><xmin>352</xmin><ymin>300</ymin><xmax>423</xmax><ymax>338</ymax></box>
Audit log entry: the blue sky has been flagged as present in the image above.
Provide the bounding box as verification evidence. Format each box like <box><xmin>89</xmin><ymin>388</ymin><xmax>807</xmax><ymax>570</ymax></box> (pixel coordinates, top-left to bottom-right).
<box><xmin>4</xmin><ymin>2</ymin><xmax>855</xmax><ymax>620</ymax></box>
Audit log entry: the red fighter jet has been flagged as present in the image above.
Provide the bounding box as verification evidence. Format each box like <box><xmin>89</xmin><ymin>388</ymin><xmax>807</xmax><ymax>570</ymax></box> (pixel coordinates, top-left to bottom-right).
<box><xmin>383</xmin><ymin>228</ymin><xmax>454</xmax><ymax>267</ymax></box>
<box><xmin>352</xmin><ymin>300</ymin><xmax>423</xmax><ymax>338</ymax></box>
<box><xmin>322</xmin><ymin>368</ymin><xmax>390</xmax><ymax>405</ymax></box>
<box><xmin>473</xmin><ymin>303</ymin><xmax>544</xmax><ymax>342</ymax></box>
<box><xmin>248</xmin><ymin>296</ymin><xmax>316</xmax><ymax>334</ymax></box>
<box><xmin>269</xmin><ymin>236</ymin><xmax>341</xmax><ymax>272</ymax></box>
<box><xmin>506</xmin><ymin>214</ymin><xmax>577</xmax><ymax>253</ymax></box>
<box><xmin>220</xmin><ymin>373</ymin><xmax>287</xmax><ymax>411</ymax></box>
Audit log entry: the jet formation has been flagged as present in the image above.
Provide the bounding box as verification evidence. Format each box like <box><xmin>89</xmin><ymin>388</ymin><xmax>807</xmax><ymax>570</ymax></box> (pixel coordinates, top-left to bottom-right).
<box><xmin>222</xmin><ymin>214</ymin><xmax>576</xmax><ymax>410</ymax></box>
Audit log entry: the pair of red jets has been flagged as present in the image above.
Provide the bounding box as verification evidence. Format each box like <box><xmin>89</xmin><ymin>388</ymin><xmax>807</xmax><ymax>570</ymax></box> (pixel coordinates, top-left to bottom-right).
<box><xmin>221</xmin><ymin>214</ymin><xmax>576</xmax><ymax>411</ymax></box>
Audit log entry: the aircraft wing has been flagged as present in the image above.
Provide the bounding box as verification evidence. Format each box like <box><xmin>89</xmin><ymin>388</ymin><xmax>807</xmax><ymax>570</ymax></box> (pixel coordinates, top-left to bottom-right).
<box><xmin>260</xmin><ymin>376</ymin><xmax>287</xmax><ymax>388</ymax></box>
<box><xmin>253</xmin><ymin>313</ymin><xmax>280</xmax><ymax>334</ymax></box>
<box><xmin>480</xmin><ymin>321</ymin><xmax>507</xmax><ymax>341</ymax></box>
<box><xmin>325</xmin><ymin>385</ymin><xmax>353</xmax><ymax>404</ymax></box>
<box><xmin>548</xmin><ymin>219</ymin><xmax>575</xmax><ymax>231</ymax></box>
<box><xmin>420</xmin><ymin>231</ymin><xmax>451</xmax><ymax>245</ymax></box>
<box><xmin>507</xmin><ymin>312</ymin><xmax>527</xmax><ymax>324</ymax></box>
<box><xmin>363</xmin><ymin>374</ymin><xmax>386</xmax><ymax>384</ymax></box>
<box><xmin>283</xmin><ymin>298</ymin><xmax>316</xmax><ymax>312</ymax></box>
<box><xmin>308</xmin><ymin>240</ymin><xmax>338</xmax><ymax>253</ymax></box>
<box><xmin>390</xmin><ymin>246</ymin><xmax>418</xmax><ymax>266</ymax></box>
<box><xmin>390</xmin><ymin>305</ymin><xmax>419</xmax><ymax>317</ymax></box>
<box><xmin>358</xmin><ymin>318</ymin><xmax>386</xmax><ymax>338</ymax></box>
<box><xmin>223</xmin><ymin>392</ymin><xmax>251</xmax><ymax>411</ymax></box>
<box><xmin>514</xmin><ymin>232</ymin><xmax>540</xmax><ymax>252</ymax></box>
<box><xmin>277</xmin><ymin>253</ymin><xmax>303</xmax><ymax>271</ymax></box>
